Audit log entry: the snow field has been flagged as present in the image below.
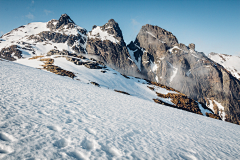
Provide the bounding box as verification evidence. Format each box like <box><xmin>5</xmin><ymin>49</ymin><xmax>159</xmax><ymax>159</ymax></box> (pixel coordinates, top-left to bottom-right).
<box><xmin>1</xmin><ymin>61</ymin><xmax>240</xmax><ymax>159</ymax></box>
<box><xmin>209</xmin><ymin>53</ymin><xmax>240</xmax><ymax>79</ymax></box>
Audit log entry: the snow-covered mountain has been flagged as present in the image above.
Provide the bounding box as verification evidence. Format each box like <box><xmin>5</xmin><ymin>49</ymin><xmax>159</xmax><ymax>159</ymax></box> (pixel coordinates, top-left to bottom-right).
<box><xmin>208</xmin><ymin>52</ymin><xmax>240</xmax><ymax>80</ymax></box>
<box><xmin>1</xmin><ymin>59</ymin><xmax>240</xmax><ymax>159</ymax></box>
<box><xmin>0</xmin><ymin>14</ymin><xmax>87</xmax><ymax>61</ymax></box>
<box><xmin>0</xmin><ymin>14</ymin><xmax>239</xmax><ymax>125</ymax></box>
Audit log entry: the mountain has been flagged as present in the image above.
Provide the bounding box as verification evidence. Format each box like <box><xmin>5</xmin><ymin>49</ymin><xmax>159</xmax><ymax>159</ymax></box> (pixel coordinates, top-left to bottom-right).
<box><xmin>126</xmin><ymin>24</ymin><xmax>240</xmax><ymax>125</ymax></box>
<box><xmin>0</xmin><ymin>14</ymin><xmax>87</xmax><ymax>61</ymax></box>
<box><xmin>208</xmin><ymin>52</ymin><xmax>240</xmax><ymax>80</ymax></box>
<box><xmin>0</xmin><ymin>14</ymin><xmax>239</xmax><ymax>125</ymax></box>
<box><xmin>86</xmin><ymin>19</ymin><xmax>140</xmax><ymax>77</ymax></box>
<box><xmin>1</xmin><ymin>60</ymin><xmax>240</xmax><ymax>159</ymax></box>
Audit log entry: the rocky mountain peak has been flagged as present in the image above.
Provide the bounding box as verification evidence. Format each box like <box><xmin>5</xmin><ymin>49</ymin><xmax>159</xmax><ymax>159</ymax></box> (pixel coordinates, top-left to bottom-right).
<box><xmin>134</xmin><ymin>24</ymin><xmax>178</xmax><ymax>52</ymax></box>
<box><xmin>103</xmin><ymin>19</ymin><xmax>125</xmax><ymax>45</ymax></box>
<box><xmin>55</xmin><ymin>13</ymin><xmax>75</xmax><ymax>29</ymax></box>
<box><xmin>108</xmin><ymin>19</ymin><xmax>117</xmax><ymax>24</ymax></box>
<box><xmin>88</xmin><ymin>19</ymin><xmax>125</xmax><ymax>46</ymax></box>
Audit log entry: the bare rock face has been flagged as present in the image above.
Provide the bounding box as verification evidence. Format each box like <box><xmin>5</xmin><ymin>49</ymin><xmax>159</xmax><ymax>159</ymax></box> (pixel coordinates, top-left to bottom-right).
<box><xmin>86</xmin><ymin>19</ymin><xmax>140</xmax><ymax>77</ymax></box>
<box><xmin>188</xmin><ymin>43</ymin><xmax>195</xmax><ymax>50</ymax></box>
<box><xmin>127</xmin><ymin>24</ymin><xmax>240</xmax><ymax>125</ymax></box>
<box><xmin>134</xmin><ymin>24</ymin><xmax>178</xmax><ymax>50</ymax></box>
<box><xmin>55</xmin><ymin>13</ymin><xmax>75</xmax><ymax>29</ymax></box>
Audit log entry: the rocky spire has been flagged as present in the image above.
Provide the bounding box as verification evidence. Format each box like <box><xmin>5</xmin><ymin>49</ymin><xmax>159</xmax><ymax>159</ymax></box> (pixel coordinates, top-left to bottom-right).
<box><xmin>55</xmin><ymin>14</ymin><xmax>75</xmax><ymax>29</ymax></box>
<box><xmin>102</xmin><ymin>19</ymin><xmax>125</xmax><ymax>46</ymax></box>
<box><xmin>188</xmin><ymin>43</ymin><xmax>195</xmax><ymax>50</ymax></box>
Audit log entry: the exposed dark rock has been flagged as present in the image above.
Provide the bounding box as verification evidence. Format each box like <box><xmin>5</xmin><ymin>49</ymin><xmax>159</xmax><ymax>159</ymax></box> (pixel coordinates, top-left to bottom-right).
<box><xmin>55</xmin><ymin>14</ymin><xmax>75</xmax><ymax>29</ymax></box>
<box><xmin>28</xmin><ymin>31</ymin><xmax>87</xmax><ymax>54</ymax></box>
<box><xmin>114</xmin><ymin>90</ymin><xmax>130</xmax><ymax>95</ymax></box>
<box><xmin>41</xmin><ymin>58</ymin><xmax>75</xmax><ymax>78</ymax></box>
<box><xmin>47</xmin><ymin>49</ymin><xmax>71</xmax><ymax>56</ymax></box>
<box><xmin>84</xmin><ymin>62</ymin><xmax>102</xmax><ymax>69</ymax></box>
<box><xmin>0</xmin><ymin>45</ymin><xmax>22</xmax><ymax>61</ymax></box>
<box><xmin>90</xmin><ymin>81</ymin><xmax>100</xmax><ymax>87</ymax></box>
<box><xmin>188</xmin><ymin>43</ymin><xmax>195</xmax><ymax>50</ymax></box>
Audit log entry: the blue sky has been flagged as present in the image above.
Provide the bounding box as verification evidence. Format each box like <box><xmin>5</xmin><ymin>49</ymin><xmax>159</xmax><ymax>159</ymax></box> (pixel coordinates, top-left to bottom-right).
<box><xmin>0</xmin><ymin>0</ymin><xmax>239</xmax><ymax>55</ymax></box>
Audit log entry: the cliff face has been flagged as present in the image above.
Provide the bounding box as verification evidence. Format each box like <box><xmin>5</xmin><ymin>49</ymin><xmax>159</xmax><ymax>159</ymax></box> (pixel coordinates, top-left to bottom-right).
<box><xmin>86</xmin><ymin>19</ymin><xmax>140</xmax><ymax>77</ymax></box>
<box><xmin>127</xmin><ymin>24</ymin><xmax>240</xmax><ymax>124</ymax></box>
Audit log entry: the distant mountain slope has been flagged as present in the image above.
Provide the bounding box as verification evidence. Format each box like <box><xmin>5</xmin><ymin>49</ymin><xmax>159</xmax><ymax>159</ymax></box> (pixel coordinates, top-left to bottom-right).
<box><xmin>1</xmin><ymin>60</ymin><xmax>240</xmax><ymax>159</ymax></box>
<box><xmin>208</xmin><ymin>52</ymin><xmax>240</xmax><ymax>80</ymax></box>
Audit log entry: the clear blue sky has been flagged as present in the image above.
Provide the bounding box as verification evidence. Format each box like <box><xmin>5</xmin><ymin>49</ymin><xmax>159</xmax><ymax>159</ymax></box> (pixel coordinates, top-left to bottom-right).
<box><xmin>0</xmin><ymin>0</ymin><xmax>239</xmax><ymax>55</ymax></box>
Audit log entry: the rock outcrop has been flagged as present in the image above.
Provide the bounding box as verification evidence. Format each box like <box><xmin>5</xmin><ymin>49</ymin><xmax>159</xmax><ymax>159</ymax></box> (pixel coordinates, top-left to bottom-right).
<box><xmin>0</xmin><ymin>45</ymin><xmax>22</xmax><ymax>61</ymax></box>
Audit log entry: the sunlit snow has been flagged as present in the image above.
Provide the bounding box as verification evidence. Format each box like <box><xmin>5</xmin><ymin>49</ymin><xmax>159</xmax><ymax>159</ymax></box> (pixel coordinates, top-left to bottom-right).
<box><xmin>88</xmin><ymin>26</ymin><xmax>119</xmax><ymax>44</ymax></box>
<box><xmin>1</xmin><ymin>60</ymin><xmax>240</xmax><ymax>159</ymax></box>
<box><xmin>209</xmin><ymin>53</ymin><xmax>240</xmax><ymax>79</ymax></box>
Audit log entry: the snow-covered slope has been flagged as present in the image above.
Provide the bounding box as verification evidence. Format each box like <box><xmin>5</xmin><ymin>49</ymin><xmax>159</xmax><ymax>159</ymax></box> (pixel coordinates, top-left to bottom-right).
<box><xmin>208</xmin><ymin>52</ymin><xmax>240</xmax><ymax>80</ymax></box>
<box><xmin>12</xmin><ymin>52</ymin><xmax>216</xmax><ymax>118</ymax></box>
<box><xmin>1</xmin><ymin>60</ymin><xmax>240</xmax><ymax>159</ymax></box>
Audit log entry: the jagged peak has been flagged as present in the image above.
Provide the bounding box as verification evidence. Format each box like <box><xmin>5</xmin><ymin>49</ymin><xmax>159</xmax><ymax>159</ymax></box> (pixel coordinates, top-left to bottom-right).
<box><xmin>89</xmin><ymin>19</ymin><xmax>125</xmax><ymax>46</ymax></box>
<box><xmin>141</xmin><ymin>24</ymin><xmax>175</xmax><ymax>37</ymax></box>
<box><xmin>134</xmin><ymin>24</ymin><xmax>178</xmax><ymax>49</ymax></box>
<box><xmin>55</xmin><ymin>13</ymin><xmax>75</xmax><ymax>29</ymax></box>
<box><xmin>107</xmin><ymin>19</ymin><xmax>117</xmax><ymax>24</ymax></box>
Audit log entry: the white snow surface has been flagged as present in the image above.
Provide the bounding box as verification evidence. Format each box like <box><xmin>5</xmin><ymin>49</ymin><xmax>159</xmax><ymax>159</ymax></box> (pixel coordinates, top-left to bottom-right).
<box><xmin>169</xmin><ymin>46</ymin><xmax>182</xmax><ymax>53</ymax></box>
<box><xmin>1</xmin><ymin>60</ymin><xmax>240</xmax><ymax>159</ymax></box>
<box><xmin>127</xmin><ymin>47</ymin><xmax>141</xmax><ymax>71</ymax></box>
<box><xmin>208</xmin><ymin>53</ymin><xmax>240</xmax><ymax>79</ymax></box>
<box><xmin>167</xmin><ymin>62</ymin><xmax>178</xmax><ymax>83</ymax></box>
<box><xmin>150</xmin><ymin>60</ymin><xmax>158</xmax><ymax>72</ymax></box>
<box><xmin>88</xmin><ymin>26</ymin><xmax>119</xmax><ymax>44</ymax></box>
<box><xmin>197</xmin><ymin>102</ymin><xmax>212</xmax><ymax>116</ymax></box>
<box><xmin>207</xmin><ymin>99</ymin><xmax>226</xmax><ymax>121</ymax></box>
<box><xmin>23</xmin><ymin>55</ymin><xmax>173</xmax><ymax>102</ymax></box>
<box><xmin>14</xmin><ymin>55</ymin><xmax>179</xmax><ymax>105</ymax></box>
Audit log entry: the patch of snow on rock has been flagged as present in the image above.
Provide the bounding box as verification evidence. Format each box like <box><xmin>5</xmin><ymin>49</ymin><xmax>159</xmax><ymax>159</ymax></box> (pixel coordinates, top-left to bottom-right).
<box><xmin>127</xmin><ymin>47</ymin><xmax>141</xmax><ymax>71</ymax></box>
<box><xmin>88</xmin><ymin>26</ymin><xmax>119</xmax><ymax>44</ymax></box>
